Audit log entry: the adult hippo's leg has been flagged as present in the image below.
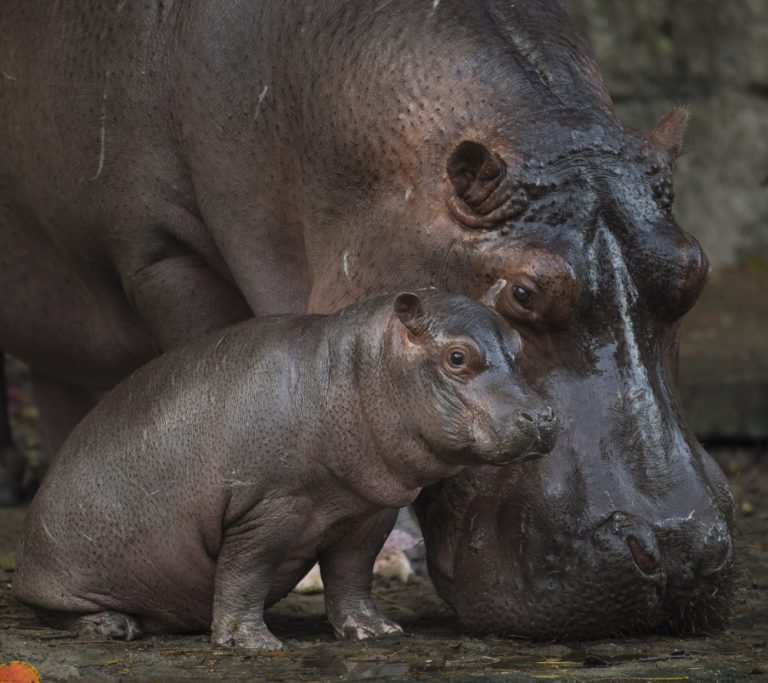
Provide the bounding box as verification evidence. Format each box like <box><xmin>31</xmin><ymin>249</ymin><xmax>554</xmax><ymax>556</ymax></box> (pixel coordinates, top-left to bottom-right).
<box><xmin>0</xmin><ymin>354</ymin><xmax>26</xmax><ymax>505</ymax></box>
<box><xmin>28</xmin><ymin>372</ymin><xmax>100</xmax><ymax>470</ymax></box>
<box><xmin>0</xmin><ymin>195</ymin><xmax>152</xmax><ymax>502</ymax></box>
<box><xmin>0</xmin><ymin>194</ymin><xmax>261</xmax><ymax>498</ymax></box>
<box><xmin>0</xmin><ymin>355</ymin><xmax>101</xmax><ymax>504</ymax></box>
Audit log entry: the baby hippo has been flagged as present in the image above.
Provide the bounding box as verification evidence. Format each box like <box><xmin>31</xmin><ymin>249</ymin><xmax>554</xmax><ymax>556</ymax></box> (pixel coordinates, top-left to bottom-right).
<box><xmin>14</xmin><ymin>287</ymin><xmax>556</xmax><ymax>651</ymax></box>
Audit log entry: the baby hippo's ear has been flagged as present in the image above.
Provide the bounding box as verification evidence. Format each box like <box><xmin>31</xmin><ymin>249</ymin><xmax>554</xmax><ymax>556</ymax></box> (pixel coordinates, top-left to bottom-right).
<box><xmin>480</xmin><ymin>279</ymin><xmax>508</xmax><ymax>309</ymax></box>
<box><xmin>394</xmin><ymin>292</ymin><xmax>429</xmax><ymax>337</ymax></box>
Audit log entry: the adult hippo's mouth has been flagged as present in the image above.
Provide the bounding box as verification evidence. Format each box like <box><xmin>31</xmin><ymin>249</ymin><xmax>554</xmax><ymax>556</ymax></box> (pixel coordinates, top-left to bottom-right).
<box><xmin>427</xmin><ymin>450</ymin><xmax>735</xmax><ymax>640</ymax></box>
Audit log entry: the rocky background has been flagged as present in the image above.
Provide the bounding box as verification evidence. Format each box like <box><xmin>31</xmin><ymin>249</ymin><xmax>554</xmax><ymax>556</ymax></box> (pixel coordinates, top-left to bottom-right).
<box><xmin>566</xmin><ymin>0</ymin><xmax>768</xmax><ymax>442</ymax></box>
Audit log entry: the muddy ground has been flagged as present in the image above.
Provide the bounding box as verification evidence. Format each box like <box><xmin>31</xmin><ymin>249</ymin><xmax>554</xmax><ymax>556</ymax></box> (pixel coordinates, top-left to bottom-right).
<box><xmin>0</xmin><ymin>360</ymin><xmax>766</xmax><ymax>682</ymax></box>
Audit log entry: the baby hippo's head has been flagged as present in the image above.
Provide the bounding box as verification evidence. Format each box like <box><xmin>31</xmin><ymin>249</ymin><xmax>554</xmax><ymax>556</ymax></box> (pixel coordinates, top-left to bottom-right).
<box><xmin>386</xmin><ymin>288</ymin><xmax>557</xmax><ymax>466</ymax></box>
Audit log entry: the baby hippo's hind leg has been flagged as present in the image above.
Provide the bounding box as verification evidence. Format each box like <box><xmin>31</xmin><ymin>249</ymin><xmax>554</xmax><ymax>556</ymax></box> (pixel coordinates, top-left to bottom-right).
<box><xmin>35</xmin><ymin>608</ymin><xmax>143</xmax><ymax>641</ymax></box>
<box><xmin>320</xmin><ymin>509</ymin><xmax>403</xmax><ymax>641</ymax></box>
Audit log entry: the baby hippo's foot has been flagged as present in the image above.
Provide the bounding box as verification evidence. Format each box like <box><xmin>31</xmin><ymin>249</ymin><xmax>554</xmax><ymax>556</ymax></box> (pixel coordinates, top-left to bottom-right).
<box><xmin>73</xmin><ymin>611</ymin><xmax>143</xmax><ymax>640</ymax></box>
<box><xmin>211</xmin><ymin>617</ymin><xmax>285</xmax><ymax>651</ymax></box>
<box><xmin>332</xmin><ymin>609</ymin><xmax>403</xmax><ymax>641</ymax></box>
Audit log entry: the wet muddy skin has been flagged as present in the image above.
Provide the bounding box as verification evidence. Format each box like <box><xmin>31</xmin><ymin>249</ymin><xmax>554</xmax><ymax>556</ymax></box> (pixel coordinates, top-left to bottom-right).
<box><xmin>0</xmin><ymin>359</ymin><xmax>766</xmax><ymax>681</ymax></box>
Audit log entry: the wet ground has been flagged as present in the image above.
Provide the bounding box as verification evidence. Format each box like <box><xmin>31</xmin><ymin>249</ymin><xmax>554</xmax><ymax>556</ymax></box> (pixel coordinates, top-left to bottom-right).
<box><xmin>1</xmin><ymin>359</ymin><xmax>767</xmax><ymax>682</ymax></box>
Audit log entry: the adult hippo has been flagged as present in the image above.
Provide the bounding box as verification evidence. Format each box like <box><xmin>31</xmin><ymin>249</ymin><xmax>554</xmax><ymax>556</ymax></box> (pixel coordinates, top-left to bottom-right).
<box><xmin>0</xmin><ymin>0</ymin><xmax>733</xmax><ymax>638</ymax></box>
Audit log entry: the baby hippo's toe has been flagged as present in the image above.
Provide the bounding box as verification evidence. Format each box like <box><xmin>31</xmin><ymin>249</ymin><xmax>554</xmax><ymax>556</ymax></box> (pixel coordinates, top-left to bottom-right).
<box><xmin>336</xmin><ymin>612</ymin><xmax>403</xmax><ymax>641</ymax></box>
<box><xmin>73</xmin><ymin>611</ymin><xmax>143</xmax><ymax>641</ymax></box>
<box><xmin>211</xmin><ymin>617</ymin><xmax>285</xmax><ymax>651</ymax></box>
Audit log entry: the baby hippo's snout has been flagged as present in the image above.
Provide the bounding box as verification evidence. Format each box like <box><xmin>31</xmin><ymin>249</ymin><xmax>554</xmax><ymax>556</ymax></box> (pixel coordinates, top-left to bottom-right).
<box><xmin>516</xmin><ymin>405</ymin><xmax>558</xmax><ymax>458</ymax></box>
<box><xmin>472</xmin><ymin>403</ymin><xmax>558</xmax><ymax>465</ymax></box>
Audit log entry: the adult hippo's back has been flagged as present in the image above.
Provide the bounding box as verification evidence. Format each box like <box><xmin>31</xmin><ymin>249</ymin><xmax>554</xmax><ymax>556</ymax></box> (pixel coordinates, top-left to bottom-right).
<box><xmin>0</xmin><ymin>0</ymin><xmax>734</xmax><ymax>638</ymax></box>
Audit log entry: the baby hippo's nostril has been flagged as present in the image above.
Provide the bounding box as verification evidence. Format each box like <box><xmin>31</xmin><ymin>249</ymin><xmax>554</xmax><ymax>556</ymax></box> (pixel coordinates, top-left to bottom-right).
<box><xmin>519</xmin><ymin>412</ymin><xmax>534</xmax><ymax>423</ymax></box>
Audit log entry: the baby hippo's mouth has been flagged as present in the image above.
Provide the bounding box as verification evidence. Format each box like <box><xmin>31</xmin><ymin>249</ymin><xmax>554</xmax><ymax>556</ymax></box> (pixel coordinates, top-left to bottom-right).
<box><xmin>472</xmin><ymin>407</ymin><xmax>558</xmax><ymax>465</ymax></box>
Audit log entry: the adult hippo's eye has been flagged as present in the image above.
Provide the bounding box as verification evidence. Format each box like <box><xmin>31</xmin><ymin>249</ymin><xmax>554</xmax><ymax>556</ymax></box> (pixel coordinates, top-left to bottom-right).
<box><xmin>494</xmin><ymin>250</ymin><xmax>580</xmax><ymax>328</ymax></box>
<box><xmin>512</xmin><ymin>286</ymin><xmax>533</xmax><ymax>307</ymax></box>
<box><xmin>449</xmin><ymin>350</ymin><xmax>466</xmax><ymax>366</ymax></box>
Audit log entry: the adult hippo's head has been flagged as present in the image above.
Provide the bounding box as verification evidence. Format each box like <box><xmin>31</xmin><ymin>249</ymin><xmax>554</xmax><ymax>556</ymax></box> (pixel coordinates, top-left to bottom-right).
<box><xmin>412</xmin><ymin>109</ymin><xmax>735</xmax><ymax>639</ymax></box>
<box><xmin>298</xmin><ymin>0</ymin><xmax>735</xmax><ymax>638</ymax></box>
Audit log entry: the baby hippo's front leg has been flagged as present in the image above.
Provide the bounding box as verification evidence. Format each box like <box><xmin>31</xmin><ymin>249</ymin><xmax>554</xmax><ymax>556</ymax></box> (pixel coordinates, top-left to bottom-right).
<box><xmin>320</xmin><ymin>509</ymin><xmax>403</xmax><ymax>640</ymax></box>
<box><xmin>211</xmin><ymin>505</ymin><xmax>307</xmax><ymax>651</ymax></box>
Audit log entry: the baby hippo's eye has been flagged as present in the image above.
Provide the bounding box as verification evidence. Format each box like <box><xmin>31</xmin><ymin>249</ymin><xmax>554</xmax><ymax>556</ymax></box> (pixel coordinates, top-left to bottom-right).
<box><xmin>441</xmin><ymin>342</ymin><xmax>482</xmax><ymax>378</ymax></box>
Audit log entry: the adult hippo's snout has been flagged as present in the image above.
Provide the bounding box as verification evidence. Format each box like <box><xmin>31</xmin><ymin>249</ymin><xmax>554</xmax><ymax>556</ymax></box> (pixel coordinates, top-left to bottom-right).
<box><xmin>591</xmin><ymin>510</ymin><xmax>734</xmax><ymax>625</ymax></box>
<box><xmin>424</xmin><ymin>435</ymin><xmax>735</xmax><ymax>640</ymax></box>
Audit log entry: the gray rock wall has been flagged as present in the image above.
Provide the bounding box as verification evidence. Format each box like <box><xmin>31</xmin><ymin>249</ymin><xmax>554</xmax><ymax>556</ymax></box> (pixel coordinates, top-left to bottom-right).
<box><xmin>565</xmin><ymin>0</ymin><xmax>768</xmax><ymax>269</ymax></box>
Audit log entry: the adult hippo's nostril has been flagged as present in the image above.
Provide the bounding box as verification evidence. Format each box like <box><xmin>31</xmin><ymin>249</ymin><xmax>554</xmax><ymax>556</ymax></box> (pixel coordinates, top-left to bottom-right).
<box><xmin>517</xmin><ymin>407</ymin><xmax>555</xmax><ymax>427</ymax></box>
<box><xmin>594</xmin><ymin>511</ymin><xmax>665</xmax><ymax>587</ymax></box>
<box><xmin>627</xmin><ymin>535</ymin><xmax>659</xmax><ymax>576</ymax></box>
<box><xmin>654</xmin><ymin>517</ymin><xmax>734</xmax><ymax>581</ymax></box>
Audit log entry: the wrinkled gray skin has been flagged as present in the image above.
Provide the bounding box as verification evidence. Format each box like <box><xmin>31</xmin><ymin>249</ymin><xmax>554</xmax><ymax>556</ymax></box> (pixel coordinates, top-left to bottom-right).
<box><xmin>0</xmin><ymin>1</ymin><xmax>734</xmax><ymax>637</ymax></box>
<box><xmin>13</xmin><ymin>290</ymin><xmax>556</xmax><ymax>650</ymax></box>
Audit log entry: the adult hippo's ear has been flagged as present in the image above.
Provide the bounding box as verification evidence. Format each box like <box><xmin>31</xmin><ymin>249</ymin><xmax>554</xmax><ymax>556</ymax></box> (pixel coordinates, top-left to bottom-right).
<box><xmin>649</xmin><ymin>106</ymin><xmax>690</xmax><ymax>162</ymax></box>
<box><xmin>446</xmin><ymin>141</ymin><xmax>524</xmax><ymax>229</ymax></box>
<box><xmin>447</xmin><ymin>141</ymin><xmax>506</xmax><ymax>204</ymax></box>
<box><xmin>394</xmin><ymin>293</ymin><xmax>430</xmax><ymax>337</ymax></box>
